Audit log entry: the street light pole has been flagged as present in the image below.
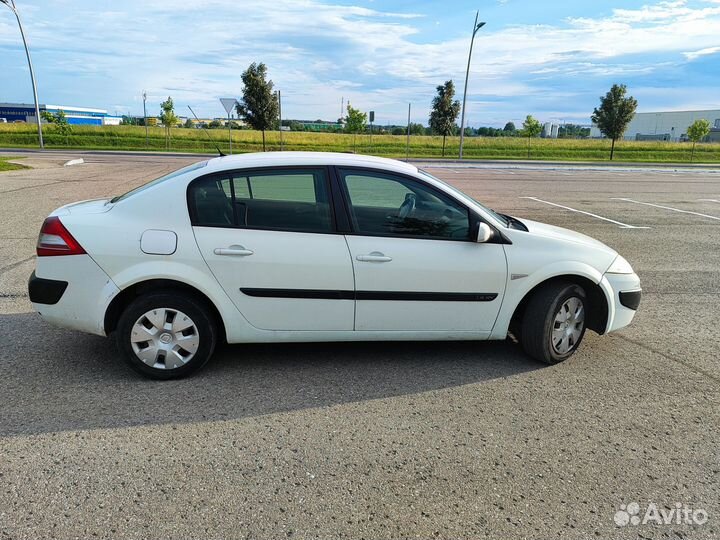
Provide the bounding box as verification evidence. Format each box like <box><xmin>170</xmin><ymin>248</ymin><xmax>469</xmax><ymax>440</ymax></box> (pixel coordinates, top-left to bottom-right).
<box><xmin>142</xmin><ymin>91</ymin><xmax>148</xmax><ymax>146</ymax></box>
<box><xmin>1</xmin><ymin>0</ymin><xmax>43</xmax><ymax>149</ymax></box>
<box><xmin>458</xmin><ymin>12</ymin><xmax>485</xmax><ymax>160</ymax></box>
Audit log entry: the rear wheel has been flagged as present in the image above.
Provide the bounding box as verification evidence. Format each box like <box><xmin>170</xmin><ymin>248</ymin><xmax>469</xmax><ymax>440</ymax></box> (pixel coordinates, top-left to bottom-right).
<box><xmin>116</xmin><ymin>292</ymin><xmax>217</xmax><ymax>379</ymax></box>
<box><xmin>521</xmin><ymin>281</ymin><xmax>587</xmax><ymax>364</ymax></box>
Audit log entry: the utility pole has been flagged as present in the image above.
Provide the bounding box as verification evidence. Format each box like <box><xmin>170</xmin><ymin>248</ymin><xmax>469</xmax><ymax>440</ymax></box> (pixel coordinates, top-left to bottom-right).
<box><xmin>406</xmin><ymin>103</ymin><xmax>411</xmax><ymax>161</ymax></box>
<box><xmin>1</xmin><ymin>0</ymin><xmax>43</xmax><ymax>149</ymax></box>
<box><xmin>458</xmin><ymin>11</ymin><xmax>486</xmax><ymax>159</ymax></box>
<box><xmin>278</xmin><ymin>90</ymin><xmax>283</xmax><ymax>151</ymax></box>
<box><xmin>142</xmin><ymin>90</ymin><xmax>148</xmax><ymax>146</ymax></box>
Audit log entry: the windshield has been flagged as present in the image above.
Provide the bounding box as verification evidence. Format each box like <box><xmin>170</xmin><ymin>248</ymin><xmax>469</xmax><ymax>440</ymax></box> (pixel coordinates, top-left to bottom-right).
<box><xmin>418</xmin><ymin>169</ymin><xmax>509</xmax><ymax>227</ymax></box>
<box><xmin>109</xmin><ymin>161</ymin><xmax>208</xmax><ymax>203</ymax></box>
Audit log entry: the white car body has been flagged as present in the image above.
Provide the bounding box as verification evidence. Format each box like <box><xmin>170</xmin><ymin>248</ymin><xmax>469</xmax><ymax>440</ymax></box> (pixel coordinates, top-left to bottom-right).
<box><xmin>30</xmin><ymin>152</ymin><xmax>640</xmax><ymax>374</ymax></box>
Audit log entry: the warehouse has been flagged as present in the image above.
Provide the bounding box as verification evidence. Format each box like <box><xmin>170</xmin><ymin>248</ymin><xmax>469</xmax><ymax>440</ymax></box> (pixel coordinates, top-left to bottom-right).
<box><xmin>0</xmin><ymin>103</ymin><xmax>122</xmax><ymax>125</ymax></box>
<box><xmin>590</xmin><ymin>109</ymin><xmax>720</xmax><ymax>141</ymax></box>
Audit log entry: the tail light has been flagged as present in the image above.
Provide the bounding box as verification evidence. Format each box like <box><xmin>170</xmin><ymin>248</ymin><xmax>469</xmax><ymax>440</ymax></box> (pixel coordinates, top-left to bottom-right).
<box><xmin>36</xmin><ymin>216</ymin><xmax>86</xmax><ymax>256</ymax></box>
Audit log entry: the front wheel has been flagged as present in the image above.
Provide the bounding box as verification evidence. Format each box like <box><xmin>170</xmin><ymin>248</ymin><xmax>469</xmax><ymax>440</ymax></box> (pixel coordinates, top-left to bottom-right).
<box><xmin>521</xmin><ymin>281</ymin><xmax>587</xmax><ymax>364</ymax></box>
<box><xmin>116</xmin><ymin>292</ymin><xmax>217</xmax><ymax>379</ymax></box>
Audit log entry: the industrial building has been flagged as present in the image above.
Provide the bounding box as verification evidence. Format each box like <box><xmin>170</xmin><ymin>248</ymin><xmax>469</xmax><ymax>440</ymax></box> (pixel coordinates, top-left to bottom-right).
<box><xmin>0</xmin><ymin>103</ymin><xmax>122</xmax><ymax>126</ymax></box>
<box><xmin>590</xmin><ymin>109</ymin><xmax>720</xmax><ymax>141</ymax></box>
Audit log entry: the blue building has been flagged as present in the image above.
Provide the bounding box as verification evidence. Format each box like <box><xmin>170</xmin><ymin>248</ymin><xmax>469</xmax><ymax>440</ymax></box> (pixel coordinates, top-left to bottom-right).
<box><xmin>0</xmin><ymin>103</ymin><xmax>122</xmax><ymax>125</ymax></box>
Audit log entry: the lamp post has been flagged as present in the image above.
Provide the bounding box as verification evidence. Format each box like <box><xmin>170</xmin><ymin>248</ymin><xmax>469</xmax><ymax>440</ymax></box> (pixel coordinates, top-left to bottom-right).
<box><xmin>458</xmin><ymin>11</ymin><xmax>485</xmax><ymax>159</ymax></box>
<box><xmin>142</xmin><ymin>91</ymin><xmax>148</xmax><ymax>146</ymax></box>
<box><xmin>1</xmin><ymin>0</ymin><xmax>43</xmax><ymax>149</ymax></box>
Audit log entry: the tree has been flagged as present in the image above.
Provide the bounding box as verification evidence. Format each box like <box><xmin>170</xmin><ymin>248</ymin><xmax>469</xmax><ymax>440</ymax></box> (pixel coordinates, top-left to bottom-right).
<box><xmin>159</xmin><ymin>97</ymin><xmax>178</xmax><ymax>150</ymax></box>
<box><xmin>40</xmin><ymin>111</ymin><xmax>55</xmax><ymax>124</ymax></box>
<box><xmin>687</xmin><ymin>119</ymin><xmax>711</xmax><ymax>162</ymax></box>
<box><xmin>183</xmin><ymin>118</ymin><xmax>194</xmax><ymax>129</ymax></box>
<box><xmin>429</xmin><ymin>80</ymin><xmax>461</xmax><ymax>157</ymax></box>
<box><xmin>408</xmin><ymin>122</ymin><xmax>425</xmax><ymax>136</ymax></box>
<box><xmin>503</xmin><ymin>121</ymin><xmax>516</xmax><ymax>133</ymax></box>
<box><xmin>344</xmin><ymin>103</ymin><xmax>367</xmax><ymax>152</ymax></box>
<box><xmin>208</xmin><ymin>119</ymin><xmax>222</xmax><ymax>129</ymax></box>
<box><xmin>521</xmin><ymin>115</ymin><xmax>542</xmax><ymax>158</ymax></box>
<box><xmin>43</xmin><ymin>110</ymin><xmax>72</xmax><ymax>145</ymax></box>
<box><xmin>591</xmin><ymin>84</ymin><xmax>638</xmax><ymax>160</ymax></box>
<box><xmin>237</xmin><ymin>62</ymin><xmax>278</xmax><ymax>151</ymax></box>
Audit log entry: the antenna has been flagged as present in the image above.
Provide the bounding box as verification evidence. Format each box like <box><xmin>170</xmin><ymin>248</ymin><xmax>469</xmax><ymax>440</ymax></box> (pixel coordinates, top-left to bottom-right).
<box><xmin>187</xmin><ymin>105</ymin><xmax>225</xmax><ymax>156</ymax></box>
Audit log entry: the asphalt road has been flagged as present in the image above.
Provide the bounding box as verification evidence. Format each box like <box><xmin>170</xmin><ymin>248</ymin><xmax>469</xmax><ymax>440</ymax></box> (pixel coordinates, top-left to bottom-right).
<box><xmin>0</xmin><ymin>152</ymin><xmax>718</xmax><ymax>539</ymax></box>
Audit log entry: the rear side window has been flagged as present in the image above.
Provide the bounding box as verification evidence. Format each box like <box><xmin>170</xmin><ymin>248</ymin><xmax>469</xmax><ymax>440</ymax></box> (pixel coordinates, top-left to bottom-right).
<box><xmin>189</xmin><ymin>168</ymin><xmax>333</xmax><ymax>233</ymax></box>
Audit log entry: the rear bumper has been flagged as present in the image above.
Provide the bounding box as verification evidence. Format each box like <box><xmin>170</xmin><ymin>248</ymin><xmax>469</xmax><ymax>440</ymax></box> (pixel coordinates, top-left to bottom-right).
<box><xmin>28</xmin><ymin>272</ymin><xmax>68</xmax><ymax>305</ymax></box>
<box><xmin>30</xmin><ymin>255</ymin><xmax>120</xmax><ymax>336</ymax></box>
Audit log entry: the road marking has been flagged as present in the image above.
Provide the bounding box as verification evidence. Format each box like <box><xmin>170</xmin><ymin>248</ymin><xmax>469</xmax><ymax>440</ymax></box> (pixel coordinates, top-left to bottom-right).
<box><xmin>612</xmin><ymin>198</ymin><xmax>720</xmax><ymax>222</ymax></box>
<box><xmin>698</xmin><ymin>198</ymin><xmax>720</xmax><ymax>203</ymax></box>
<box><xmin>519</xmin><ymin>197</ymin><xmax>650</xmax><ymax>229</ymax></box>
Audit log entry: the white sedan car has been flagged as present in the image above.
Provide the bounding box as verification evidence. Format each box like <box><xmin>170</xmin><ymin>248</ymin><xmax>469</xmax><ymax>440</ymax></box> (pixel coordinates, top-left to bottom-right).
<box><xmin>29</xmin><ymin>152</ymin><xmax>641</xmax><ymax>379</ymax></box>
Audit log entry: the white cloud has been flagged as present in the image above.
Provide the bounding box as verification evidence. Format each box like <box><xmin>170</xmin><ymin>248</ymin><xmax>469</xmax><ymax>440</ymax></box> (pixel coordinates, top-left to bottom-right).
<box><xmin>684</xmin><ymin>46</ymin><xmax>720</xmax><ymax>60</ymax></box>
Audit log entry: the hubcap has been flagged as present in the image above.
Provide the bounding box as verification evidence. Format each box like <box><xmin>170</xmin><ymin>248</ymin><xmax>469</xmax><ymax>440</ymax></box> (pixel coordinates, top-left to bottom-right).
<box><xmin>551</xmin><ymin>297</ymin><xmax>585</xmax><ymax>355</ymax></box>
<box><xmin>130</xmin><ymin>308</ymin><xmax>200</xmax><ymax>369</ymax></box>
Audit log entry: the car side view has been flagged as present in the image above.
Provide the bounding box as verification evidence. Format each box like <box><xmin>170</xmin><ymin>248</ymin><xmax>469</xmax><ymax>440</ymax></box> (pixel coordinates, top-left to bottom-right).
<box><xmin>29</xmin><ymin>152</ymin><xmax>641</xmax><ymax>379</ymax></box>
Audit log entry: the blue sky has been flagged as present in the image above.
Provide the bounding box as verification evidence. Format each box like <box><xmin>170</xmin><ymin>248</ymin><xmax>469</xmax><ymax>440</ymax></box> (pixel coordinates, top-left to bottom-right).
<box><xmin>1</xmin><ymin>0</ymin><xmax>719</xmax><ymax>127</ymax></box>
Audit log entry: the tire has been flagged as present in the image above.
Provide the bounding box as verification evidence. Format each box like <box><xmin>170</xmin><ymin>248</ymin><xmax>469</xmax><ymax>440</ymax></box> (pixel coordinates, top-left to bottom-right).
<box><xmin>116</xmin><ymin>291</ymin><xmax>217</xmax><ymax>379</ymax></box>
<box><xmin>520</xmin><ymin>281</ymin><xmax>587</xmax><ymax>365</ymax></box>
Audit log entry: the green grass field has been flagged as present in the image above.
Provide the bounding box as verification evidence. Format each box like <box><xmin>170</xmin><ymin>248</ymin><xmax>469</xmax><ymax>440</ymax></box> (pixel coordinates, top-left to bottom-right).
<box><xmin>1</xmin><ymin>123</ymin><xmax>719</xmax><ymax>163</ymax></box>
<box><xmin>0</xmin><ymin>156</ymin><xmax>26</xmax><ymax>172</ymax></box>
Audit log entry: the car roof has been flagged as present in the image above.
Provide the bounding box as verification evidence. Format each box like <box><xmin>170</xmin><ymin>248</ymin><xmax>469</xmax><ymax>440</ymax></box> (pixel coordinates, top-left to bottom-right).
<box><xmin>204</xmin><ymin>151</ymin><xmax>418</xmax><ymax>175</ymax></box>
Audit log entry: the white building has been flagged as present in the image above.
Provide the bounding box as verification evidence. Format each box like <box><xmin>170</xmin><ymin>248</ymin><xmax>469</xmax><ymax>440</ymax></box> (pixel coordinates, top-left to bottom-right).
<box><xmin>590</xmin><ymin>109</ymin><xmax>720</xmax><ymax>141</ymax></box>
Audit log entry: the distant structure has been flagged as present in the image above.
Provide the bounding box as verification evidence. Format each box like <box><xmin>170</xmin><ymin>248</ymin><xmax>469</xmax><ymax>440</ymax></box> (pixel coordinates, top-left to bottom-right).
<box><xmin>541</xmin><ymin>122</ymin><xmax>560</xmax><ymax>138</ymax></box>
<box><xmin>590</xmin><ymin>109</ymin><xmax>720</xmax><ymax>142</ymax></box>
<box><xmin>0</xmin><ymin>102</ymin><xmax>122</xmax><ymax>125</ymax></box>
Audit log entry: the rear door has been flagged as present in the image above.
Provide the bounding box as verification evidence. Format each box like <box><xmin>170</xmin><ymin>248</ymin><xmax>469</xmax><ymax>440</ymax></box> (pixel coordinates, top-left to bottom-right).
<box><xmin>190</xmin><ymin>167</ymin><xmax>355</xmax><ymax>331</ymax></box>
<box><xmin>338</xmin><ymin>168</ymin><xmax>507</xmax><ymax>333</ymax></box>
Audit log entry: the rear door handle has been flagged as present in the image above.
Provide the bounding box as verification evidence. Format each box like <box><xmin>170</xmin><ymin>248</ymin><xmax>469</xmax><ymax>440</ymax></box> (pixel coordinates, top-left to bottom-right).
<box><xmin>356</xmin><ymin>251</ymin><xmax>392</xmax><ymax>263</ymax></box>
<box><xmin>214</xmin><ymin>245</ymin><xmax>254</xmax><ymax>257</ymax></box>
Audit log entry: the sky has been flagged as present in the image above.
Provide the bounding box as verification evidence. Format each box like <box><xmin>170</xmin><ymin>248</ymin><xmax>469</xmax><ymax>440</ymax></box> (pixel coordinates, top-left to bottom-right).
<box><xmin>1</xmin><ymin>0</ymin><xmax>719</xmax><ymax>127</ymax></box>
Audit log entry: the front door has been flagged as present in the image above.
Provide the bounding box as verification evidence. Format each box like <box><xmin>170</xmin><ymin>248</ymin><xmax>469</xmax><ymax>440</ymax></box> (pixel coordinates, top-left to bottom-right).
<box><xmin>338</xmin><ymin>168</ymin><xmax>507</xmax><ymax>333</ymax></box>
<box><xmin>190</xmin><ymin>167</ymin><xmax>354</xmax><ymax>331</ymax></box>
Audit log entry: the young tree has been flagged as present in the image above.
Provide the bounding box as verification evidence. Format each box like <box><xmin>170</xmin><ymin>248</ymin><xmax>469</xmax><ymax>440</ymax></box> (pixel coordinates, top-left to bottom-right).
<box><xmin>344</xmin><ymin>103</ymin><xmax>367</xmax><ymax>152</ymax></box>
<box><xmin>159</xmin><ymin>97</ymin><xmax>178</xmax><ymax>150</ymax></box>
<box><xmin>429</xmin><ymin>80</ymin><xmax>460</xmax><ymax>157</ymax></box>
<box><xmin>48</xmin><ymin>110</ymin><xmax>72</xmax><ymax>146</ymax></box>
<box><xmin>521</xmin><ymin>115</ymin><xmax>542</xmax><ymax>158</ymax></box>
<box><xmin>237</xmin><ymin>62</ymin><xmax>278</xmax><ymax>151</ymax></box>
<box><xmin>591</xmin><ymin>84</ymin><xmax>638</xmax><ymax>160</ymax></box>
<box><xmin>687</xmin><ymin>118</ymin><xmax>711</xmax><ymax>162</ymax></box>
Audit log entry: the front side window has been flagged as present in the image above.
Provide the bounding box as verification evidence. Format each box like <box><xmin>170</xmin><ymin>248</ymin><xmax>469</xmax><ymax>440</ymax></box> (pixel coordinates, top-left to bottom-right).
<box><xmin>189</xmin><ymin>168</ymin><xmax>332</xmax><ymax>233</ymax></box>
<box><xmin>340</xmin><ymin>170</ymin><xmax>470</xmax><ymax>240</ymax></box>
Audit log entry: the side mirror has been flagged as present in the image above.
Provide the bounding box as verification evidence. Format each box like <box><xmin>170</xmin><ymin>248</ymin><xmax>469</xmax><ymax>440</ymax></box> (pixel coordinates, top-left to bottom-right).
<box><xmin>476</xmin><ymin>222</ymin><xmax>493</xmax><ymax>243</ymax></box>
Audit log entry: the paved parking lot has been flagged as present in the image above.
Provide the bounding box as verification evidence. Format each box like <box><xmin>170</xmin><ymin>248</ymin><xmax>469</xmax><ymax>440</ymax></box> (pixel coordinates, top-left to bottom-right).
<box><xmin>1</xmin><ymin>152</ymin><xmax>719</xmax><ymax>539</ymax></box>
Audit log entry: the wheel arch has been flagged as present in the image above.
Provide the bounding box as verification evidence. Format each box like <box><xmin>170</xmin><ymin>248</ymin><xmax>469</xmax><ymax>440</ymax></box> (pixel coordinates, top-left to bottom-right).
<box><xmin>104</xmin><ymin>278</ymin><xmax>228</xmax><ymax>342</ymax></box>
<box><xmin>509</xmin><ymin>274</ymin><xmax>609</xmax><ymax>338</ymax></box>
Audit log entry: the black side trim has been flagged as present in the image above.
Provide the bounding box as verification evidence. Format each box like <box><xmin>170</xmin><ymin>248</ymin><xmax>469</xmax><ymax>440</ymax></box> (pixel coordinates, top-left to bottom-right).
<box><xmin>356</xmin><ymin>291</ymin><xmax>498</xmax><ymax>302</ymax></box>
<box><xmin>240</xmin><ymin>288</ymin><xmax>354</xmax><ymax>300</ymax></box>
<box><xmin>240</xmin><ymin>288</ymin><xmax>498</xmax><ymax>302</ymax></box>
<box><xmin>28</xmin><ymin>271</ymin><xmax>68</xmax><ymax>305</ymax></box>
<box><xmin>619</xmin><ymin>290</ymin><xmax>641</xmax><ymax>310</ymax></box>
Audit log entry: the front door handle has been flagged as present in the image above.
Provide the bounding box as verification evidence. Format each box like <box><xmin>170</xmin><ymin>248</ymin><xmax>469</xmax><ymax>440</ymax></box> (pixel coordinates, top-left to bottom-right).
<box><xmin>356</xmin><ymin>251</ymin><xmax>392</xmax><ymax>263</ymax></box>
<box><xmin>214</xmin><ymin>245</ymin><xmax>254</xmax><ymax>257</ymax></box>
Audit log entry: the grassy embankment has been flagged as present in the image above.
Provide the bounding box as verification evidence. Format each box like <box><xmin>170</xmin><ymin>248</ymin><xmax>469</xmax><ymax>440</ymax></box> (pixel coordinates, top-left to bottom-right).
<box><xmin>1</xmin><ymin>124</ymin><xmax>719</xmax><ymax>163</ymax></box>
<box><xmin>0</xmin><ymin>155</ymin><xmax>26</xmax><ymax>172</ymax></box>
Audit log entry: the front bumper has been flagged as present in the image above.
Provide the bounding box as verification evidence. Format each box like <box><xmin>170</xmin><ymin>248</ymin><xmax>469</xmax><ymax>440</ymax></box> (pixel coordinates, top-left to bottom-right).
<box><xmin>601</xmin><ymin>272</ymin><xmax>641</xmax><ymax>333</ymax></box>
